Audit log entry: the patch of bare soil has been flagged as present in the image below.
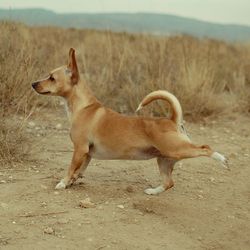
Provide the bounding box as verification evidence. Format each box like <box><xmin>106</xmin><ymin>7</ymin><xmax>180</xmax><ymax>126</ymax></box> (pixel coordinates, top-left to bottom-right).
<box><xmin>1</xmin><ymin>110</ymin><xmax>249</xmax><ymax>250</ymax></box>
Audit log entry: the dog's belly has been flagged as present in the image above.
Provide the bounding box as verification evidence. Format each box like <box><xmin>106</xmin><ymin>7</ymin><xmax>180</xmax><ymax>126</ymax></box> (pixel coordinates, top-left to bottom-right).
<box><xmin>89</xmin><ymin>144</ymin><xmax>161</xmax><ymax>160</ymax></box>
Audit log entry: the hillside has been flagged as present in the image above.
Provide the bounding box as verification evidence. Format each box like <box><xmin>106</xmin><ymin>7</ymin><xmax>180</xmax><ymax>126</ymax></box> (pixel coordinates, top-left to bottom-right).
<box><xmin>1</xmin><ymin>8</ymin><xmax>250</xmax><ymax>41</ymax></box>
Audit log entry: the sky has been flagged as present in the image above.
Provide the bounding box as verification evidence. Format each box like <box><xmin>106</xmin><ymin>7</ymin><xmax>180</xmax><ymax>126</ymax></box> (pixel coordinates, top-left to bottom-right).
<box><xmin>0</xmin><ymin>0</ymin><xmax>250</xmax><ymax>26</ymax></box>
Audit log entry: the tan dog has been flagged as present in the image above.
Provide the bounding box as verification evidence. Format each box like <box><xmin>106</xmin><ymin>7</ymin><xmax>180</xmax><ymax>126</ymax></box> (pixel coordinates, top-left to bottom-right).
<box><xmin>32</xmin><ymin>48</ymin><xmax>228</xmax><ymax>195</ymax></box>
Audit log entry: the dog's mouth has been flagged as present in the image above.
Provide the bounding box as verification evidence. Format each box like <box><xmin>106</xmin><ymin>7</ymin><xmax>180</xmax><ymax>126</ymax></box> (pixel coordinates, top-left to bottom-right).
<box><xmin>40</xmin><ymin>91</ymin><xmax>51</xmax><ymax>95</ymax></box>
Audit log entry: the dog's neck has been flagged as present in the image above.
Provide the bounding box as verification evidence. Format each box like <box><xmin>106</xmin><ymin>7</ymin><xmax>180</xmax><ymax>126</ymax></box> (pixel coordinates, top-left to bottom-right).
<box><xmin>64</xmin><ymin>79</ymin><xmax>100</xmax><ymax>119</ymax></box>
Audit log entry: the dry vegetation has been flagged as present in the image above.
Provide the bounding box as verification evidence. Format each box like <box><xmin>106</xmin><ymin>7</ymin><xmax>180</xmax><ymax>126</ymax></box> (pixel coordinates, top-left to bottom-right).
<box><xmin>1</xmin><ymin>21</ymin><xmax>250</xmax><ymax>165</ymax></box>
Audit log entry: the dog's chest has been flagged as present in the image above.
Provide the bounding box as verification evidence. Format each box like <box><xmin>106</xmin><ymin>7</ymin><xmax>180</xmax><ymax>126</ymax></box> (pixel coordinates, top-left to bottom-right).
<box><xmin>62</xmin><ymin>99</ymin><xmax>72</xmax><ymax>120</ymax></box>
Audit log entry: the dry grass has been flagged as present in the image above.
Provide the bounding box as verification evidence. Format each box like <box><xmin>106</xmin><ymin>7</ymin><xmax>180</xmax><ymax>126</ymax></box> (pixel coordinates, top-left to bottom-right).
<box><xmin>1</xmin><ymin>21</ymin><xmax>250</xmax><ymax>165</ymax></box>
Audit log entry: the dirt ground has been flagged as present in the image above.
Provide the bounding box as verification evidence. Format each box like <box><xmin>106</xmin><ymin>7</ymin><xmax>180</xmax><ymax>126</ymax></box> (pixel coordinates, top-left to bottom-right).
<box><xmin>0</xmin><ymin>108</ymin><xmax>250</xmax><ymax>250</ymax></box>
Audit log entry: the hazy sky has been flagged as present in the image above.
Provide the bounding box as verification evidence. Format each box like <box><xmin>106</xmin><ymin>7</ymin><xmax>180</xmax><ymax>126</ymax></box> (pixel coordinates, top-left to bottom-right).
<box><xmin>1</xmin><ymin>0</ymin><xmax>250</xmax><ymax>26</ymax></box>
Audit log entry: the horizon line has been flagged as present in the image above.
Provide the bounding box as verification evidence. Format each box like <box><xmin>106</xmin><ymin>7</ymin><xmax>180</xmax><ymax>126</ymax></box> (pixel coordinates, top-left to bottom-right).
<box><xmin>1</xmin><ymin>7</ymin><xmax>250</xmax><ymax>27</ymax></box>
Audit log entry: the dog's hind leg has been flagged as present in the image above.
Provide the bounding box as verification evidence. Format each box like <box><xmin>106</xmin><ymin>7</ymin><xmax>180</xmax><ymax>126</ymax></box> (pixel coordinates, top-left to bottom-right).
<box><xmin>153</xmin><ymin>132</ymin><xmax>228</xmax><ymax>165</ymax></box>
<box><xmin>144</xmin><ymin>158</ymin><xmax>176</xmax><ymax>195</ymax></box>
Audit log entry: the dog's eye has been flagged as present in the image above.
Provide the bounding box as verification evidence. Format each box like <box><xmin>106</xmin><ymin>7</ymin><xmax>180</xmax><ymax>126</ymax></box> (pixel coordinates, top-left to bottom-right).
<box><xmin>49</xmin><ymin>75</ymin><xmax>55</xmax><ymax>81</ymax></box>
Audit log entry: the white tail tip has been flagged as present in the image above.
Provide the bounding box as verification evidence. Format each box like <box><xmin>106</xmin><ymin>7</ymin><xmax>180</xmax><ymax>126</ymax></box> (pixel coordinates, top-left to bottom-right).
<box><xmin>211</xmin><ymin>152</ymin><xmax>230</xmax><ymax>170</ymax></box>
<box><xmin>135</xmin><ymin>104</ymin><xmax>142</xmax><ymax>113</ymax></box>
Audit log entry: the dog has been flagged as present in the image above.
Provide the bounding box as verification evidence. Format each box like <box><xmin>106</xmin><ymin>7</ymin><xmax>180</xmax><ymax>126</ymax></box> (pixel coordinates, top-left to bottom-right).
<box><xmin>32</xmin><ymin>48</ymin><xmax>228</xmax><ymax>195</ymax></box>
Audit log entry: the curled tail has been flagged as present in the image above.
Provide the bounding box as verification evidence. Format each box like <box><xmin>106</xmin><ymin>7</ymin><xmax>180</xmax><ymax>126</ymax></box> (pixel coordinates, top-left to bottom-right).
<box><xmin>136</xmin><ymin>90</ymin><xmax>183</xmax><ymax>125</ymax></box>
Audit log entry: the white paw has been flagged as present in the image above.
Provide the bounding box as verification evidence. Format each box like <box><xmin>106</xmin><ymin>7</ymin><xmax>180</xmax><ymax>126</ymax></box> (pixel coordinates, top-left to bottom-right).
<box><xmin>55</xmin><ymin>179</ymin><xmax>67</xmax><ymax>189</ymax></box>
<box><xmin>144</xmin><ymin>186</ymin><xmax>165</xmax><ymax>195</ymax></box>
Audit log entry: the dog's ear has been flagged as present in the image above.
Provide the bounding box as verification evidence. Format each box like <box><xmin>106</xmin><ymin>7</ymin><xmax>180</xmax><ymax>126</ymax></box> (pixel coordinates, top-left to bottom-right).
<box><xmin>67</xmin><ymin>48</ymin><xmax>79</xmax><ymax>84</ymax></box>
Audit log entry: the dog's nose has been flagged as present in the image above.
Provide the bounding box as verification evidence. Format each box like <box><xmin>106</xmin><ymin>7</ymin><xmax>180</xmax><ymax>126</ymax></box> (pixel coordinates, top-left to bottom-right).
<box><xmin>32</xmin><ymin>82</ymin><xmax>39</xmax><ymax>89</ymax></box>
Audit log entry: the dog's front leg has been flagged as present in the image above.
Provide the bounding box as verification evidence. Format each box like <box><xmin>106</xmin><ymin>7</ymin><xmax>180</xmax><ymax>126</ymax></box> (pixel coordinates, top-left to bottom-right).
<box><xmin>55</xmin><ymin>146</ymin><xmax>90</xmax><ymax>189</ymax></box>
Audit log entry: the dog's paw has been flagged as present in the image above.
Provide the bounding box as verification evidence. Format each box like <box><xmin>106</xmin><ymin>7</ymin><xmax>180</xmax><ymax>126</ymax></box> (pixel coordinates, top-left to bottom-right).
<box><xmin>55</xmin><ymin>179</ymin><xmax>67</xmax><ymax>189</ymax></box>
<box><xmin>144</xmin><ymin>186</ymin><xmax>165</xmax><ymax>195</ymax></box>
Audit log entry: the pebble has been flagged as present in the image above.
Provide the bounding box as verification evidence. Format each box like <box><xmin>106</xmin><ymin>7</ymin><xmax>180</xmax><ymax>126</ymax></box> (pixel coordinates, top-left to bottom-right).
<box><xmin>28</xmin><ymin>121</ymin><xmax>36</xmax><ymax>128</ymax></box>
<box><xmin>0</xmin><ymin>202</ymin><xmax>8</xmax><ymax>209</ymax></box>
<box><xmin>117</xmin><ymin>205</ymin><xmax>124</xmax><ymax>209</ymax></box>
<box><xmin>230</xmin><ymin>153</ymin><xmax>237</xmax><ymax>158</ymax></box>
<box><xmin>79</xmin><ymin>198</ymin><xmax>95</xmax><ymax>208</ymax></box>
<box><xmin>40</xmin><ymin>201</ymin><xmax>47</xmax><ymax>207</ymax></box>
<box><xmin>197</xmin><ymin>194</ymin><xmax>204</xmax><ymax>199</ymax></box>
<box><xmin>126</xmin><ymin>185</ymin><xmax>134</xmax><ymax>193</ymax></box>
<box><xmin>209</xmin><ymin>177</ymin><xmax>215</xmax><ymax>182</ymax></box>
<box><xmin>43</xmin><ymin>227</ymin><xmax>55</xmax><ymax>234</ymax></box>
<box><xmin>57</xmin><ymin>218</ymin><xmax>69</xmax><ymax>224</ymax></box>
<box><xmin>40</xmin><ymin>184</ymin><xmax>48</xmax><ymax>190</ymax></box>
<box><xmin>56</xmin><ymin>123</ymin><xmax>62</xmax><ymax>129</ymax></box>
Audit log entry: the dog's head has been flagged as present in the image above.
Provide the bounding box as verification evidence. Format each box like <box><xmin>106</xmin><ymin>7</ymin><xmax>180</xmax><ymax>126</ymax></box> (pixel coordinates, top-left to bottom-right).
<box><xmin>32</xmin><ymin>48</ymin><xmax>79</xmax><ymax>97</ymax></box>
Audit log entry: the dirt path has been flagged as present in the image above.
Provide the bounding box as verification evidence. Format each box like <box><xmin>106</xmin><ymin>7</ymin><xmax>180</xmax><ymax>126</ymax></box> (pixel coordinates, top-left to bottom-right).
<box><xmin>1</xmin><ymin>110</ymin><xmax>250</xmax><ymax>250</ymax></box>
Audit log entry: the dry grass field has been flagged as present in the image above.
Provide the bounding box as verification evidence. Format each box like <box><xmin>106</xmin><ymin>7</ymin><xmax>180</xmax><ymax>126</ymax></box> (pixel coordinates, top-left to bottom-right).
<box><xmin>0</xmin><ymin>21</ymin><xmax>250</xmax><ymax>249</ymax></box>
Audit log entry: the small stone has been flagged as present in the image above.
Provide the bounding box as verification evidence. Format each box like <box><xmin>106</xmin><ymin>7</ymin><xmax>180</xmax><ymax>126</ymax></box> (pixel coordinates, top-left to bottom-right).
<box><xmin>43</xmin><ymin>227</ymin><xmax>55</xmax><ymax>234</ymax></box>
<box><xmin>0</xmin><ymin>180</ymin><xmax>6</xmax><ymax>184</ymax></box>
<box><xmin>54</xmin><ymin>191</ymin><xmax>59</xmax><ymax>195</ymax></box>
<box><xmin>197</xmin><ymin>194</ymin><xmax>204</xmax><ymax>199</ymax></box>
<box><xmin>209</xmin><ymin>177</ymin><xmax>215</xmax><ymax>182</ymax></box>
<box><xmin>230</xmin><ymin>153</ymin><xmax>237</xmax><ymax>158</ymax></box>
<box><xmin>79</xmin><ymin>198</ymin><xmax>95</xmax><ymax>208</ymax></box>
<box><xmin>0</xmin><ymin>202</ymin><xmax>8</xmax><ymax>209</ymax></box>
<box><xmin>117</xmin><ymin>205</ymin><xmax>124</xmax><ymax>209</ymax></box>
<box><xmin>56</xmin><ymin>123</ymin><xmax>62</xmax><ymax>129</ymax></box>
<box><xmin>40</xmin><ymin>202</ymin><xmax>47</xmax><ymax>207</ymax></box>
<box><xmin>126</xmin><ymin>185</ymin><xmax>134</xmax><ymax>193</ymax></box>
<box><xmin>57</xmin><ymin>218</ymin><xmax>69</xmax><ymax>224</ymax></box>
<box><xmin>28</xmin><ymin>121</ymin><xmax>36</xmax><ymax>128</ymax></box>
